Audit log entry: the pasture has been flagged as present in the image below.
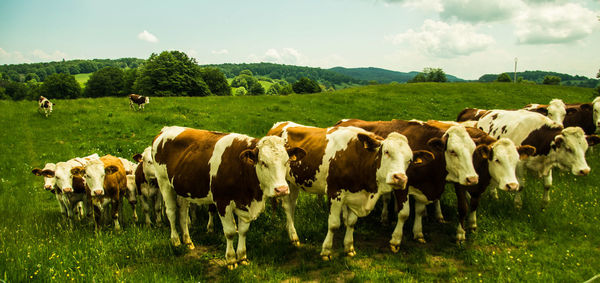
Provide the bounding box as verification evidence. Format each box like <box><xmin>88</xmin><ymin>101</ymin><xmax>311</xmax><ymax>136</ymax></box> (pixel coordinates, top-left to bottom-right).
<box><xmin>1</xmin><ymin>82</ymin><xmax>599</xmax><ymax>282</ymax></box>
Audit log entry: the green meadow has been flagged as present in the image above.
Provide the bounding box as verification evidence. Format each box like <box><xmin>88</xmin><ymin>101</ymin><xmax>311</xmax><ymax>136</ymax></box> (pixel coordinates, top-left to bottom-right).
<box><xmin>1</xmin><ymin>82</ymin><xmax>599</xmax><ymax>282</ymax></box>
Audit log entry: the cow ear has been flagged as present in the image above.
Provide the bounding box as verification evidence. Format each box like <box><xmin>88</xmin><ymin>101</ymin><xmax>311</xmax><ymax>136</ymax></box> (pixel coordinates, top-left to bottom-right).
<box><xmin>240</xmin><ymin>148</ymin><xmax>259</xmax><ymax>166</ymax></box>
<box><xmin>287</xmin><ymin>147</ymin><xmax>306</xmax><ymax>162</ymax></box>
<box><xmin>566</xmin><ymin>108</ymin><xmax>577</xmax><ymax>115</ymax></box>
<box><xmin>475</xmin><ymin>144</ymin><xmax>492</xmax><ymax>160</ymax></box>
<box><xmin>32</xmin><ymin>168</ymin><xmax>42</xmax><ymax>176</ymax></box>
<box><xmin>132</xmin><ymin>153</ymin><xmax>143</xmax><ymax>163</ymax></box>
<box><xmin>586</xmin><ymin>135</ymin><xmax>600</xmax><ymax>147</ymax></box>
<box><xmin>71</xmin><ymin>166</ymin><xmax>85</xmax><ymax>177</ymax></box>
<box><xmin>553</xmin><ymin>135</ymin><xmax>564</xmax><ymax>149</ymax></box>
<box><xmin>517</xmin><ymin>145</ymin><xmax>536</xmax><ymax>159</ymax></box>
<box><xmin>411</xmin><ymin>150</ymin><xmax>435</xmax><ymax>167</ymax></box>
<box><xmin>105</xmin><ymin>165</ymin><xmax>119</xmax><ymax>175</ymax></box>
<box><xmin>357</xmin><ymin>133</ymin><xmax>382</xmax><ymax>151</ymax></box>
<box><xmin>580</xmin><ymin>103</ymin><xmax>593</xmax><ymax>111</ymax></box>
<box><xmin>536</xmin><ymin>108</ymin><xmax>549</xmax><ymax>116</ymax></box>
<box><xmin>427</xmin><ymin>137</ymin><xmax>445</xmax><ymax>152</ymax></box>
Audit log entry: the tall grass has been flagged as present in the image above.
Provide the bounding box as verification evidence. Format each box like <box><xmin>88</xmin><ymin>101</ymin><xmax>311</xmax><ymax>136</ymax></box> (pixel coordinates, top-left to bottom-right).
<box><xmin>1</xmin><ymin>83</ymin><xmax>599</xmax><ymax>282</ymax></box>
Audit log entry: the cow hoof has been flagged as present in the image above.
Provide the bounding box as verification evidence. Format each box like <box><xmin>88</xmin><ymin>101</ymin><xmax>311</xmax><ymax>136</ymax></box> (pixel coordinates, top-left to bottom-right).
<box><xmin>291</xmin><ymin>240</ymin><xmax>301</xmax><ymax>247</ymax></box>
<box><xmin>227</xmin><ymin>263</ymin><xmax>238</xmax><ymax>270</ymax></box>
<box><xmin>468</xmin><ymin>224</ymin><xmax>477</xmax><ymax>231</ymax></box>
<box><xmin>390</xmin><ymin>244</ymin><xmax>400</xmax><ymax>253</ymax></box>
<box><xmin>346</xmin><ymin>249</ymin><xmax>356</xmax><ymax>257</ymax></box>
<box><xmin>416</xmin><ymin>237</ymin><xmax>427</xmax><ymax>244</ymax></box>
<box><xmin>239</xmin><ymin>258</ymin><xmax>250</xmax><ymax>266</ymax></box>
<box><xmin>321</xmin><ymin>255</ymin><xmax>332</xmax><ymax>261</ymax></box>
<box><xmin>437</xmin><ymin>217</ymin><xmax>447</xmax><ymax>224</ymax></box>
<box><xmin>171</xmin><ymin>238</ymin><xmax>181</xmax><ymax>247</ymax></box>
<box><xmin>186</xmin><ymin>242</ymin><xmax>195</xmax><ymax>250</ymax></box>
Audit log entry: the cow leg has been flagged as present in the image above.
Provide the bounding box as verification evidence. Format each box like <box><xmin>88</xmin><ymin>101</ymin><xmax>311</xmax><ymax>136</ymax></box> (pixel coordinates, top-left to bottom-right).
<box><xmin>178</xmin><ymin>198</ymin><xmax>194</xmax><ymax>250</ymax></box>
<box><xmin>389</xmin><ymin>199</ymin><xmax>410</xmax><ymax>253</ymax></box>
<box><xmin>434</xmin><ymin>199</ymin><xmax>445</xmax><ymax>223</ymax></box>
<box><xmin>154</xmin><ymin>192</ymin><xmax>164</xmax><ymax>227</ymax></box>
<box><xmin>55</xmin><ymin>193</ymin><xmax>67</xmax><ymax>216</ymax></box>
<box><xmin>342</xmin><ymin>205</ymin><xmax>359</xmax><ymax>257</ymax></box>
<box><xmin>455</xmin><ymin>186</ymin><xmax>468</xmax><ymax>243</ymax></box>
<box><xmin>93</xmin><ymin>205</ymin><xmax>102</xmax><ymax>232</ymax></box>
<box><xmin>141</xmin><ymin>195</ymin><xmax>152</xmax><ymax>226</ymax></box>
<box><xmin>413</xmin><ymin>200</ymin><xmax>427</xmax><ymax>243</ymax></box>
<box><xmin>236</xmin><ymin>213</ymin><xmax>252</xmax><ymax>265</ymax></box>
<box><xmin>157</xmin><ymin>179</ymin><xmax>181</xmax><ymax>246</ymax></box>
<box><xmin>207</xmin><ymin>204</ymin><xmax>216</xmax><ymax>233</ymax></box>
<box><xmin>130</xmin><ymin>200</ymin><xmax>138</xmax><ymax>223</ymax></box>
<box><xmin>542</xmin><ymin>172</ymin><xmax>553</xmax><ymax>208</ymax></box>
<box><xmin>111</xmin><ymin>197</ymin><xmax>122</xmax><ymax>231</ymax></box>
<box><xmin>219</xmin><ymin>207</ymin><xmax>238</xmax><ymax>269</ymax></box>
<box><xmin>380</xmin><ymin>193</ymin><xmax>390</xmax><ymax>224</ymax></box>
<box><xmin>321</xmin><ymin>199</ymin><xmax>342</xmax><ymax>261</ymax></box>
<box><xmin>468</xmin><ymin>192</ymin><xmax>482</xmax><ymax>230</ymax></box>
<box><xmin>489</xmin><ymin>186</ymin><xmax>499</xmax><ymax>199</ymax></box>
<box><xmin>281</xmin><ymin>187</ymin><xmax>301</xmax><ymax>246</ymax></box>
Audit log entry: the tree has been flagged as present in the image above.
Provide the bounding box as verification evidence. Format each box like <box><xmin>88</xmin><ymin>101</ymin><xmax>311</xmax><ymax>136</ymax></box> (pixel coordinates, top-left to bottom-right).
<box><xmin>409</xmin><ymin>68</ymin><xmax>447</xmax><ymax>83</ymax></box>
<box><xmin>199</xmin><ymin>67</ymin><xmax>231</xmax><ymax>96</ymax></box>
<box><xmin>292</xmin><ymin>77</ymin><xmax>321</xmax><ymax>94</ymax></box>
<box><xmin>496</xmin><ymin>73</ymin><xmax>512</xmax><ymax>82</ymax></box>
<box><xmin>40</xmin><ymin>73</ymin><xmax>81</xmax><ymax>99</ymax></box>
<box><xmin>83</xmin><ymin>66</ymin><xmax>125</xmax><ymax>97</ymax></box>
<box><xmin>122</xmin><ymin>68</ymin><xmax>138</xmax><ymax>95</ymax></box>
<box><xmin>134</xmin><ymin>51</ymin><xmax>211</xmax><ymax>97</ymax></box>
<box><xmin>543</xmin><ymin>75</ymin><xmax>561</xmax><ymax>85</ymax></box>
<box><xmin>267</xmin><ymin>83</ymin><xmax>281</xmax><ymax>95</ymax></box>
<box><xmin>247</xmin><ymin>82</ymin><xmax>265</xmax><ymax>95</ymax></box>
<box><xmin>25</xmin><ymin>73</ymin><xmax>40</xmax><ymax>83</ymax></box>
<box><xmin>240</xmin><ymin>69</ymin><xmax>253</xmax><ymax>76</ymax></box>
<box><xmin>231</xmin><ymin>74</ymin><xmax>259</xmax><ymax>91</ymax></box>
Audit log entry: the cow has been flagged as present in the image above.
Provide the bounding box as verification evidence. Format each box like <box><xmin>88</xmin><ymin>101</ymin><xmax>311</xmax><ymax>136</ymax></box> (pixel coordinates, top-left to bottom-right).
<box><xmin>77</xmin><ymin>155</ymin><xmax>128</xmax><ymax>231</ymax></box>
<box><xmin>268</xmin><ymin>121</ymin><xmax>434</xmax><ymax>260</ymax></box>
<box><xmin>524</xmin><ymin>99</ymin><xmax>571</xmax><ymax>125</ymax></box>
<box><xmin>38</xmin><ymin>96</ymin><xmax>53</xmax><ymax>117</ymax></box>
<box><xmin>457</xmin><ymin>108</ymin><xmax>600</xmax><ymax>208</ymax></box>
<box><xmin>152</xmin><ymin>126</ymin><xmax>306</xmax><ymax>269</ymax></box>
<box><xmin>132</xmin><ymin>147</ymin><xmax>164</xmax><ymax>227</ymax></box>
<box><xmin>522</xmin><ymin>97</ymin><xmax>600</xmax><ymax>135</ymax></box>
<box><xmin>52</xmin><ymin>154</ymin><xmax>100</xmax><ymax>222</ymax></box>
<box><xmin>118</xmin><ymin>157</ymin><xmax>139</xmax><ymax>223</ymax></box>
<box><xmin>129</xmin><ymin>94</ymin><xmax>149</xmax><ymax>111</ymax></box>
<box><xmin>334</xmin><ymin>119</ymin><xmax>480</xmax><ymax>250</ymax></box>
<box><xmin>32</xmin><ymin>163</ymin><xmax>66</xmax><ymax>215</ymax></box>
<box><xmin>427</xmin><ymin>121</ymin><xmax>536</xmax><ymax>242</ymax></box>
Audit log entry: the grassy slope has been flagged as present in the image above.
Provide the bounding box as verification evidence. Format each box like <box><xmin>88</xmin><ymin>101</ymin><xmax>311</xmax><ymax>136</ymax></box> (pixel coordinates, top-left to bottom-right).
<box><xmin>73</xmin><ymin>73</ymin><xmax>91</xmax><ymax>87</ymax></box>
<box><xmin>1</xmin><ymin>83</ymin><xmax>599</xmax><ymax>282</ymax></box>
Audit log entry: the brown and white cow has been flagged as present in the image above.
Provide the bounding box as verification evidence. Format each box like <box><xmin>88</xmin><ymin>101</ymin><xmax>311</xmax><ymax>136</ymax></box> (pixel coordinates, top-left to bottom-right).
<box><xmin>429</xmin><ymin>121</ymin><xmax>535</xmax><ymax>242</ymax></box>
<box><xmin>268</xmin><ymin>121</ymin><xmax>433</xmax><ymax>260</ymax></box>
<box><xmin>458</xmin><ymin>108</ymin><xmax>600</xmax><ymax>208</ymax></box>
<box><xmin>129</xmin><ymin>94</ymin><xmax>149</xmax><ymax>111</ymax></box>
<box><xmin>132</xmin><ymin>147</ymin><xmax>164</xmax><ymax>227</ymax></box>
<box><xmin>334</xmin><ymin>119</ymin><xmax>480</xmax><ymax>250</ymax></box>
<box><xmin>52</xmin><ymin>154</ymin><xmax>100</xmax><ymax>222</ymax></box>
<box><xmin>77</xmin><ymin>155</ymin><xmax>128</xmax><ymax>231</ymax></box>
<box><xmin>152</xmin><ymin>126</ymin><xmax>306</xmax><ymax>269</ymax></box>
<box><xmin>38</xmin><ymin>96</ymin><xmax>54</xmax><ymax>117</ymax></box>
<box><xmin>32</xmin><ymin>163</ymin><xmax>66</xmax><ymax>215</ymax></box>
<box><xmin>118</xmin><ymin>157</ymin><xmax>139</xmax><ymax>223</ymax></box>
<box><xmin>524</xmin><ymin>99</ymin><xmax>570</xmax><ymax>125</ymax></box>
<box><xmin>523</xmin><ymin>97</ymin><xmax>600</xmax><ymax>135</ymax></box>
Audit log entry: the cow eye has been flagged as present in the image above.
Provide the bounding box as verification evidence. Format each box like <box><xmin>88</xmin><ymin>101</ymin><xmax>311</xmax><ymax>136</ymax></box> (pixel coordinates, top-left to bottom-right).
<box><xmin>261</xmin><ymin>161</ymin><xmax>268</xmax><ymax>168</ymax></box>
<box><xmin>495</xmin><ymin>159</ymin><xmax>500</xmax><ymax>163</ymax></box>
<box><xmin>384</xmin><ymin>150</ymin><xmax>390</xmax><ymax>155</ymax></box>
<box><xmin>449</xmin><ymin>150</ymin><xmax>456</xmax><ymax>155</ymax></box>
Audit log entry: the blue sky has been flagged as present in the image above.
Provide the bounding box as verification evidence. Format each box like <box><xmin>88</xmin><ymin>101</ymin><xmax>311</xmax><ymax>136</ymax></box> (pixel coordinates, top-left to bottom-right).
<box><xmin>1</xmin><ymin>0</ymin><xmax>599</xmax><ymax>79</ymax></box>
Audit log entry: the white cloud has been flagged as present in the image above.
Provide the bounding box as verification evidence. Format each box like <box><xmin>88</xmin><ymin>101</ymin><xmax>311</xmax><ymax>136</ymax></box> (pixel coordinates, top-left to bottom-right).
<box><xmin>386</xmin><ymin>20</ymin><xmax>495</xmax><ymax>58</ymax></box>
<box><xmin>262</xmin><ymin>48</ymin><xmax>303</xmax><ymax>65</ymax></box>
<box><xmin>137</xmin><ymin>30</ymin><xmax>158</xmax><ymax>43</ymax></box>
<box><xmin>211</xmin><ymin>49</ymin><xmax>229</xmax><ymax>55</ymax></box>
<box><xmin>440</xmin><ymin>0</ymin><xmax>524</xmax><ymax>23</ymax></box>
<box><xmin>515</xmin><ymin>3</ymin><xmax>598</xmax><ymax>44</ymax></box>
<box><xmin>32</xmin><ymin>49</ymin><xmax>68</xmax><ymax>61</ymax></box>
<box><xmin>0</xmin><ymin>48</ymin><xmax>30</xmax><ymax>64</ymax></box>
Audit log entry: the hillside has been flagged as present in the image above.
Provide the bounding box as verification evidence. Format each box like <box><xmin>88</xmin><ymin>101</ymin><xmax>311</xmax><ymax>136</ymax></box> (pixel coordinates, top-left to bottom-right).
<box><xmin>329</xmin><ymin>67</ymin><xmax>465</xmax><ymax>83</ymax></box>
<box><xmin>1</xmin><ymin>83</ymin><xmax>599</xmax><ymax>282</ymax></box>
<box><xmin>479</xmin><ymin>70</ymin><xmax>599</xmax><ymax>88</ymax></box>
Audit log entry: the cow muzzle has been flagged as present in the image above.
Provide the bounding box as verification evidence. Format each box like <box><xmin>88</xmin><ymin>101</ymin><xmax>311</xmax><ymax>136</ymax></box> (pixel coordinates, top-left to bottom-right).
<box><xmin>505</xmin><ymin>182</ymin><xmax>519</xmax><ymax>192</ymax></box>
<box><xmin>274</xmin><ymin>186</ymin><xmax>289</xmax><ymax>197</ymax></box>
<box><xmin>63</xmin><ymin>187</ymin><xmax>73</xmax><ymax>193</ymax></box>
<box><xmin>389</xmin><ymin>173</ymin><xmax>408</xmax><ymax>189</ymax></box>
<box><xmin>44</xmin><ymin>185</ymin><xmax>53</xmax><ymax>191</ymax></box>
<box><xmin>577</xmin><ymin>168</ymin><xmax>591</xmax><ymax>176</ymax></box>
<box><xmin>464</xmin><ymin>176</ymin><xmax>479</xmax><ymax>186</ymax></box>
<box><xmin>93</xmin><ymin>189</ymin><xmax>104</xmax><ymax>196</ymax></box>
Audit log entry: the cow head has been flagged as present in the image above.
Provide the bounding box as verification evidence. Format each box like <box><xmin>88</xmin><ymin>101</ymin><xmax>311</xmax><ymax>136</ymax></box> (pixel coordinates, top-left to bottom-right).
<box><xmin>547</xmin><ymin>99</ymin><xmax>567</xmax><ymax>125</ymax></box>
<box><xmin>436</xmin><ymin>125</ymin><xmax>479</xmax><ymax>185</ymax></box>
<box><xmin>551</xmin><ymin>127</ymin><xmax>593</xmax><ymax>176</ymax></box>
<box><xmin>240</xmin><ymin>136</ymin><xmax>305</xmax><ymax>198</ymax></box>
<box><xmin>368</xmin><ymin>132</ymin><xmax>434</xmax><ymax>190</ymax></box>
<box><xmin>83</xmin><ymin>159</ymin><xmax>119</xmax><ymax>197</ymax></box>
<box><xmin>481</xmin><ymin>139</ymin><xmax>535</xmax><ymax>192</ymax></box>
<box><xmin>32</xmin><ymin>163</ymin><xmax>57</xmax><ymax>191</ymax></box>
<box><xmin>592</xmin><ymin>97</ymin><xmax>600</xmax><ymax>130</ymax></box>
<box><xmin>139</xmin><ymin>146</ymin><xmax>157</xmax><ymax>181</ymax></box>
<box><xmin>54</xmin><ymin>162</ymin><xmax>79</xmax><ymax>194</ymax></box>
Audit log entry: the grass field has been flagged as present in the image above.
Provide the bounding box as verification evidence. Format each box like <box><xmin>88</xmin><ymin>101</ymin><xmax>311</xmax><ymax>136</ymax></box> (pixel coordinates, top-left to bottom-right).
<box><xmin>1</xmin><ymin>82</ymin><xmax>599</xmax><ymax>282</ymax></box>
<box><xmin>73</xmin><ymin>73</ymin><xmax>91</xmax><ymax>88</ymax></box>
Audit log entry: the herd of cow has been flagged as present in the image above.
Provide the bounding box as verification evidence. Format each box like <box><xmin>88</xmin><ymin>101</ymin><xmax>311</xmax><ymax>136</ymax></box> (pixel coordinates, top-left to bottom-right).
<box><xmin>31</xmin><ymin>95</ymin><xmax>600</xmax><ymax>269</ymax></box>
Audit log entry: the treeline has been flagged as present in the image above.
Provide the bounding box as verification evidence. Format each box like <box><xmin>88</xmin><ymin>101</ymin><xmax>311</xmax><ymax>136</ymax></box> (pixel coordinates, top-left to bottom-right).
<box><xmin>479</xmin><ymin>71</ymin><xmax>599</xmax><ymax>88</ymax></box>
<box><xmin>203</xmin><ymin>62</ymin><xmax>363</xmax><ymax>88</ymax></box>
<box><xmin>0</xmin><ymin>58</ymin><xmax>145</xmax><ymax>82</ymax></box>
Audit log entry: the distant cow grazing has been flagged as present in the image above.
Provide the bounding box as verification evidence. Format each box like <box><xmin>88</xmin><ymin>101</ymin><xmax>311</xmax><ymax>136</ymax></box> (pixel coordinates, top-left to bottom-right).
<box><xmin>458</xmin><ymin>108</ymin><xmax>600</xmax><ymax>208</ymax></box>
<box><xmin>335</xmin><ymin>119</ymin><xmax>480</xmax><ymax>248</ymax></box>
<box><xmin>129</xmin><ymin>94</ymin><xmax>149</xmax><ymax>111</ymax></box>
<box><xmin>152</xmin><ymin>126</ymin><xmax>306</xmax><ymax>269</ymax></box>
<box><xmin>268</xmin><ymin>121</ymin><xmax>434</xmax><ymax>259</ymax></box>
<box><xmin>38</xmin><ymin>96</ymin><xmax>53</xmax><ymax>117</ymax></box>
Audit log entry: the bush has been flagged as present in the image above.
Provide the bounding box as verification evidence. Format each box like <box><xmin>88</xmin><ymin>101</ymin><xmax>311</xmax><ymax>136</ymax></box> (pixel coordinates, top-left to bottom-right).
<box><xmin>40</xmin><ymin>73</ymin><xmax>81</xmax><ymax>99</ymax></box>
<box><xmin>543</xmin><ymin>75</ymin><xmax>561</xmax><ymax>85</ymax></box>
<box><xmin>200</xmin><ymin>67</ymin><xmax>231</xmax><ymax>96</ymax></box>
<box><xmin>248</xmin><ymin>82</ymin><xmax>265</xmax><ymax>95</ymax></box>
<box><xmin>496</xmin><ymin>73</ymin><xmax>512</xmax><ymax>82</ymax></box>
<box><xmin>84</xmin><ymin>67</ymin><xmax>125</xmax><ymax>97</ymax></box>
<box><xmin>292</xmin><ymin>77</ymin><xmax>321</xmax><ymax>94</ymax></box>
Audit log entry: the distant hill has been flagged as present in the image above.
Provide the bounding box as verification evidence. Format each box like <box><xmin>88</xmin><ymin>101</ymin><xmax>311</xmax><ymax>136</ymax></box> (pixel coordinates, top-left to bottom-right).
<box><xmin>479</xmin><ymin>70</ymin><xmax>599</xmax><ymax>88</ymax></box>
<box><xmin>328</xmin><ymin>67</ymin><xmax>465</xmax><ymax>83</ymax></box>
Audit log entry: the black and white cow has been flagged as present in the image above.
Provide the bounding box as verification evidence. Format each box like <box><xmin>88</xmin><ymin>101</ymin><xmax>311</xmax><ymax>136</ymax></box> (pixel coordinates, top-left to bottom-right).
<box><xmin>38</xmin><ymin>96</ymin><xmax>53</xmax><ymax>117</ymax></box>
<box><xmin>129</xmin><ymin>94</ymin><xmax>149</xmax><ymax>111</ymax></box>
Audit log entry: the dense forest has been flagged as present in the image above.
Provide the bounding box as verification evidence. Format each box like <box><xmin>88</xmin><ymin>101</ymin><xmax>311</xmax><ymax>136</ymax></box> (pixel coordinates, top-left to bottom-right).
<box><xmin>329</xmin><ymin>67</ymin><xmax>465</xmax><ymax>83</ymax></box>
<box><xmin>478</xmin><ymin>71</ymin><xmax>599</xmax><ymax>88</ymax></box>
